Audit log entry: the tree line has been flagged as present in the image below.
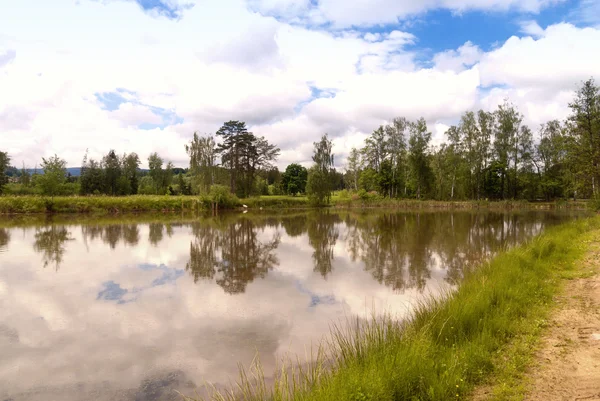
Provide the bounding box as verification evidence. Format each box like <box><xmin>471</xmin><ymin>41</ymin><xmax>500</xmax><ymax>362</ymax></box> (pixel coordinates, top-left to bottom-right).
<box><xmin>0</xmin><ymin>78</ymin><xmax>598</xmax><ymax>202</ymax></box>
<box><xmin>338</xmin><ymin>78</ymin><xmax>599</xmax><ymax>201</ymax></box>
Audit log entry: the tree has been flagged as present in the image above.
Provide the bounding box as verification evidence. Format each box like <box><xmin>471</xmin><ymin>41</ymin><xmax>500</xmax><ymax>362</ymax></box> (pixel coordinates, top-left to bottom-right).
<box><xmin>20</xmin><ymin>162</ymin><xmax>31</xmax><ymax>187</ymax></box>
<box><xmin>122</xmin><ymin>153</ymin><xmax>140</xmax><ymax>195</ymax></box>
<box><xmin>215</xmin><ymin>120</ymin><xmax>280</xmax><ymax>197</ymax></box>
<box><xmin>386</xmin><ymin>117</ymin><xmax>408</xmax><ymax>198</ymax></box>
<box><xmin>0</xmin><ymin>151</ymin><xmax>10</xmax><ymax>194</ymax></box>
<box><xmin>568</xmin><ymin>78</ymin><xmax>600</xmax><ymax>197</ymax></box>
<box><xmin>186</xmin><ymin>132</ymin><xmax>216</xmax><ymax>194</ymax></box>
<box><xmin>344</xmin><ymin>147</ymin><xmax>361</xmax><ymax>191</ymax></box>
<box><xmin>407</xmin><ymin>118</ymin><xmax>432</xmax><ymax>199</ymax></box>
<box><xmin>494</xmin><ymin>100</ymin><xmax>523</xmax><ymax>199</ymax></box>
<box><xmin>445</xmin><ymin>125</ymin><xmax>463</xmax><ymax>199</ymax></box>
<box><xmin>281</xmin><ymin>163</ymin><xmax>308</xmax><ymax>195</ymax></box>
<box><xmin>307</xmin><ymin>134</ymin><xmax>334</xmax><ymax>205</ymax></box>
<box><xmin>362</xmin><ymin>126</ymin><xmax>387</xmax><ymax>173</ymax></box>
<box><xmin>102</xmin><ymin>150</ymin><xmax>122</xmax><ymax>195</ymax></box>
<box><xmin>38</xmin><ymin>155</ymin><xmax>67</xmax><ymax>198</ymax></box>
<box><xmin>177</xmin><ymin>173</ymin><xmax>191</xmax><ymax>195</ymax></box>
<box><xmin>148</xmin><ymin>152</ymin><xmax>172</xmax><ymax>194</ymax></box>
<box><xmin>537</xmin><ymin>120</ymin><xmax>568</xmax><ymax>200</ymax></box>
<box><xmin>80</xmin><ymin>151</ymin><xmax>105</xmax><ymax>195</ymax></box>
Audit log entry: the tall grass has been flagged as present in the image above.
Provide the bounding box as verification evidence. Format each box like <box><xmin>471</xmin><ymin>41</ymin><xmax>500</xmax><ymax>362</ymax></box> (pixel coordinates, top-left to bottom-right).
<box><xmin>184</xmin><ymin>217</ymin><xmax>599</xmax><ymax>401</ymax></box>
<box><xmin>0</xmin><ymin>194</ymin><xmax>590</xmax><ymax>214</ymax></box>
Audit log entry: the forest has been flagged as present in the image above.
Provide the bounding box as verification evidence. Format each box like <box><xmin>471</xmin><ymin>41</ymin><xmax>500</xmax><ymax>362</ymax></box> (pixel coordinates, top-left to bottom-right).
<box><xmin>0</xmin><ymin>78</ymin><xmax>598</xmax><ymax>204</ymax></box>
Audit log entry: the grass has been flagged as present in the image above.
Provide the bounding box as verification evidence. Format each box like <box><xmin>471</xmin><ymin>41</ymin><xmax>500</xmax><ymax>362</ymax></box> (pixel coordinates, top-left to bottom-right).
<box><xmin>0</xmin><ymin>195</ymin><xmax>208</xmax><ymax>214</ymax></box>
<box><xmin>182</xmin><ymin>216</ymin><xmax>600</xmax><ymax>401</ymax></box>
<box><xmin>0</xmin><ymin>194</ymin><xmax>590</xmax><ymax>214</ymax></box>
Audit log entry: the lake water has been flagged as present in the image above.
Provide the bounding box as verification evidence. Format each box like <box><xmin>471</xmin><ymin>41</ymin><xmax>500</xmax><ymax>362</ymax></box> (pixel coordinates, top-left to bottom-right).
<box><xmin>0</xmin><ymin>210</ymin><xmax>586</xmax><ymax>401</ymax></box>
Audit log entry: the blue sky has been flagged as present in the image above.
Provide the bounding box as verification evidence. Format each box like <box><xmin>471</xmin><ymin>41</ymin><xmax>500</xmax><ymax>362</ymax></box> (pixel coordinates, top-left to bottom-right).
<box><xmin>1</xmin><ymin>0</ymin><xmax>599</xmax><ymax>168</ymax></box>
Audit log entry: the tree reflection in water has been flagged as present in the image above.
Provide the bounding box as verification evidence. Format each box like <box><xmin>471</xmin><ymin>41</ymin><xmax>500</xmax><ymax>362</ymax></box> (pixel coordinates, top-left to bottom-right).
<box><xmin>342</xmin><ymin>211</ymin><xmax>557</xmax><ymax>292</ymax></box>
<box><xmin>186</xmin><ymin>217</ymin><xmax>280</xmax><ymax>294</ymax></box>
<box><xmin>0</xmin><ymin>228</ymin><xmax>9</xmax><ymax>252</ymax></box>
<box><xmin>33</xmin><ymin>225</ymin><xmax>74</xmax><ymax>271</ymax></box>
<box><xmin>307</xmin><ymin>212</ymin><xmax>341</xmax><ymax>278</ymax></box>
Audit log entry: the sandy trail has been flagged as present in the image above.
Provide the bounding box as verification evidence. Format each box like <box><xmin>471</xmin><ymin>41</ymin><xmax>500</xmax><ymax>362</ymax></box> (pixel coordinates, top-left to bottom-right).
<box><xmin>524</xmin><ymin>237</ymin><xmax>600</xmax><ymax>401</ymax></box>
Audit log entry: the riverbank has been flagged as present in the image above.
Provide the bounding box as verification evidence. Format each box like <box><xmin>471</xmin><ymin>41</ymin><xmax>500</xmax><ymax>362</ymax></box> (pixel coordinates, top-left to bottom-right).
<box><xmin>0</xmin><ymin>194</ymin><xmax>590</xmax><ymax>214</ymax></box>
<box><xmin>508</xmin><ymin>235</ymin><xmax>600</xmax><ymax>400</ymax></box>
<box><xmin>182</xmin><ymin>216</ymin><xmax>600</xmax><ymax>401</ymax></box>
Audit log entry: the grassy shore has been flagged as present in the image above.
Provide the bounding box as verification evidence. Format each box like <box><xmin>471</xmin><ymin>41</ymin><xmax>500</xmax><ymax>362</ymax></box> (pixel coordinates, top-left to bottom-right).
<box><xmin>0</xmin><ymin>194</ymin><xmax>589</xmax><ymax>214</ymax></box>
<box><xmin>183</xmin><ymin>216</ymin><xmax>600</xmax><ymax>401</ymax></box>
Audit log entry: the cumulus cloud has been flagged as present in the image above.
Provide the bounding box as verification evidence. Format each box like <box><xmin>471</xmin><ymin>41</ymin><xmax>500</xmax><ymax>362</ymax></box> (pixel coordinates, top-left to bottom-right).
<box><xmin>248</xmin><ymin>0</ymin><xmax>568</xmax><ymax>28</ymax></box>
<box><xmin>0</xmin><ymin>0</ymin><xmax>599</xmax><ymax>169</ymax></box>
<box><xmin>519</xmin><ymin>20</ymin><xmax>545</xmax><ymax>37</ymax></box>
<box><xmin>479</xmin><ymin>23</ymin><xmax>600</xmax><ymax>89</ymax></box>
<box><xmin>109</xmin><ymin>102</ymin><xmax>164</xmax><ymax>127</ymax></box>
<box><xmin>433</xmin><ymin>41</ymin><xmax>483</xmax><ymax>72</ymax></box>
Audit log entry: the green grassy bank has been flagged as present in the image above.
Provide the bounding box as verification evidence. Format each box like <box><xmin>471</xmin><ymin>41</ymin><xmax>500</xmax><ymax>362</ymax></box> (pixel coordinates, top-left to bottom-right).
<box><xmin>185</xmin><ymin>216</ymin><xmax>599</xmax><ymax>401</ymax></box>
<box><xmin>0</xmin><ymin>194</ymin><xmax>589</xmax><ymax>214</ymax></box>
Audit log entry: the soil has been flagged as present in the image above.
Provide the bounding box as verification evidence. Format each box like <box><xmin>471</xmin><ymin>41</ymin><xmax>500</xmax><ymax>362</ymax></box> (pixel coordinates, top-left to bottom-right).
<box><xmin>524</xmin><ymin>237</ymin><xmax>600</xmax><ymax>401</ymax></box>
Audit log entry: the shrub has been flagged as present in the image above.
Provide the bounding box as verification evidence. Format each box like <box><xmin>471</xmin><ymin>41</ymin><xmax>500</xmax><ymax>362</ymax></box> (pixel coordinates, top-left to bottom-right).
<box><xmin>201</xmin><ymin>185</ymin><xmax>240</xmax><ymax>209</ymax></box>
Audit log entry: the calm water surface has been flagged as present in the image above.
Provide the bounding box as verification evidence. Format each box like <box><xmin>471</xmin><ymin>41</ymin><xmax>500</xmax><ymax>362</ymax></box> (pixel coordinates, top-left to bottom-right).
<box><xmin>0</xmin><ymin>210</ymin><xmax>586</xmax><ymax>400</ymax></box>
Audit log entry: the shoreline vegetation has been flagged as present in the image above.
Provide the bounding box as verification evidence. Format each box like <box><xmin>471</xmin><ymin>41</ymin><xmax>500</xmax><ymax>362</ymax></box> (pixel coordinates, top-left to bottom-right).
<box><xmin>181</xmin><ymin>216</ymin><xmax>600</xmax><ymax>401</ymax></box>
<box><xmin>0</xmin><ymin>193</ymin><xmax>591</xmax><ymax>214</ymax></box>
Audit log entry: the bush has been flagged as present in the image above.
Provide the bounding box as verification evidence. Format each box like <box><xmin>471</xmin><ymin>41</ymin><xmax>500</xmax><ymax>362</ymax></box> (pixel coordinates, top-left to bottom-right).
<box><xmin>201</xmin><ymin>185</ymin><xmax>240</xmax><ymax>209</ymax></box>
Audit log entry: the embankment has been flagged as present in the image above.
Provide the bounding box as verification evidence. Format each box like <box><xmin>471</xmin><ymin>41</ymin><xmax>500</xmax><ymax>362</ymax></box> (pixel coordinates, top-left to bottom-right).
<box><xmin>0</xmin><ymin>194</ymin><xmax>589</xmax><ymax>214</ymax></box>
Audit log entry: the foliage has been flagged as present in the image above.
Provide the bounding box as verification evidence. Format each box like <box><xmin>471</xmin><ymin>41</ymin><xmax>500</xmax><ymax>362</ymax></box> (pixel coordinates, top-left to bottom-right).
<box><xmin>307</xmin><ymin>134</ymin><xmax>335</xmax><ymax>205</ymax></box>
<box><xmin>186</xmin><ymin>132</ymin><xmax>216</xmax><ymax>194</ymax></box>
<box><xmin>282</xmin><ymin>163</ymin><xmax>308</xmax><ymax>195</ymax></box>
<box><xmin>37</xmin><ymin>155</ymin><xmax>67</xmax><ymax>199</ymax></box>
<box><xmin>201</xmin><ymin>185</ymin><xmax>240</xmax><ymax>209</ymax></box>
<box><xmin>215</xmin><ymin>120</ymin><xmax>280</xmax><ymax>198</ymax></box>
<box><xmin>0</xmin><ymin>151</ymin><xmax>10</xmax><ymax>194</ymax></box>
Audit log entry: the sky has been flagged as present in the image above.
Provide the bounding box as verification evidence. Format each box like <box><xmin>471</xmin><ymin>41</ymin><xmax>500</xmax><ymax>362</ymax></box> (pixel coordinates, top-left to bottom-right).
<box><xmin>0</xmin><ymin>0</ymin><xmax>599</xmax><ymax>169</ymax></box>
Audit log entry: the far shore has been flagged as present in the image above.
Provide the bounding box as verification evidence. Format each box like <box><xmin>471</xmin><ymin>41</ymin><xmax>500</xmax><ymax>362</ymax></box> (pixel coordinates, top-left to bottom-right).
<box><xmin>0</xmin><ymin>194</ymin><xmax>591</xmax><ymax>215</ymax></box>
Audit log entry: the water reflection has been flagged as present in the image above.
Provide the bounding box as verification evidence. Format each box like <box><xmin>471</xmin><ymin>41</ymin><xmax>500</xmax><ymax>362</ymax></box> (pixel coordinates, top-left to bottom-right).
<box><xmin>0</xmin><ymin>210</ymin><xmax>586</xmax><ymax>401</ymax></box>
<box><xmin>33</xmin><ymin>225</ymin><xmax>73</xmax><ymax>270</ymax></box>
<box><xmin>307</xmin><ymin>213</ymin><xmax>341</xmax><ymax>278</ymax></box>
<box><xmin>186</xmin><ymin>218</ymin><xmax>281</xmax><ymax>294</ymax></box>
<box><xmin>0</xmin><ymin>228</ymin><xmax>9</xmax><ymax>253</ymax></box>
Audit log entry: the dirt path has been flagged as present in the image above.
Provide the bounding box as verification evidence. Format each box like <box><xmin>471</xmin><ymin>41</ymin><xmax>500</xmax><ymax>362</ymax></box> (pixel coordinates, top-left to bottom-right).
<box><xmin>524</xmin><ymin>237</ymin><xmax>600</xmax><ymax>401</ymax></box>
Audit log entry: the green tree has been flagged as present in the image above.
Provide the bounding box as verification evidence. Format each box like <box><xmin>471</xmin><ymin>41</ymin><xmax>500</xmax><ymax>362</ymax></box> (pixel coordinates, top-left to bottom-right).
<box><xmin>344</xmin><ymin>147</ymin><xmax>361</xmax><ymax>191</ymax></box>
<box><xmin>148</xmin><ymin>152</ymin><xmax>173</xmax><ymax>194</ymax></box>
<box><xmin>216</xmin><ymin>120</ymin><xmax>280</xmax><ymax>197</ymax></box>
<box><xmin>494</xmin><ymin>100</ymin><xmax>522</xmax><ymax>199</ymax></box>
<box><xmin>80</xmin><ymin>151</ymin><xmax>105</xmax><ymax>195</ymax></box>
<box><xmin>536</xmin><ymin>120</ymin><xmax>568</xmax><ymax>200</ymax></box>
<box><xmin>568</xmin><ymin>78</ymin><xmax>600</xmax><ymax>197</ymax></box>
<box><xmin>20</xmin><ymin>162</ymin><xmax>31</xmax><ymax>187</ymax></box>
<box><xmin>387</xmin><ymin>117</ymin><xmax>408</xmax><ymax>198</ymax></box>
<box><xmin>186</xmin><ymin>132</ymin><xmax>216</xmax><ymax>194</ymax></box>
<box><xmin>408</xmin><ymin>118</ymin><xmax>432</xmax><ymax>199</ymax></box>
<box><xmin>177</xmin><ymin>173</ymin><xmax>191</xmax><ymax>195</ymax></box>
<box><xmin>0</xmin><ymin>151</ymin><xmax>10</xmax><ymax>194</ymax></box>
<box><xmin>281</xmin><ymin>163</ymin><xmax>308</xmax><ymax>195</ymax></box>
<box><xmin>102</xmin><ymin>150</ymin><xmax>122</xmax><ymax>195</ymax></box>
<box><xmin>38</xmin><ymin>155</ymin><xmax>67</xmax><ymax>198</ymax></box>
<box><xmin>306</xmin><ymin>134</ymin><xmax>334</xmax><ymax>205</ymax></box>
<box><xmin>122</xmin><ymin>153</ymin><xmax>140</xmax><ymax>195</ymax></box>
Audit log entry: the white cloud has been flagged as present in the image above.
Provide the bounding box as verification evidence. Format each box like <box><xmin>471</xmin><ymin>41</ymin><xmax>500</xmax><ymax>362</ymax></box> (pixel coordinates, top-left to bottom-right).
<box><xmin>519</xmin><ymin>20</ymin><xmax>545</xmax><ymax>37</ymax></box>
<box><xmin>433</xmin><ymin>41</ymin><xmax>483</xmax><ymax>72</ymax></box>
<box><xmin>0</xmin><ymin>0</ymin><xmax>599</xmax><ymax>170</ymax></box>
<box><xmin>249</xmin><ymin>0</ymin><xmax>567</xmax><ymax>28</ymax></box>
<box><xmin>109</xmin><ymin>103</ymin><xmax>163</xmax><ymax>127</ymax></box>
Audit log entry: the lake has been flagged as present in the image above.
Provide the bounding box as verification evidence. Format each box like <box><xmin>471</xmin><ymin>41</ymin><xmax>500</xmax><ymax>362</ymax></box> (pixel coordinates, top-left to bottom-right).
<box><xmin>0</xmin><ymin>209</ymin><xmax>586</xmax><ymax>401</ymax></box>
